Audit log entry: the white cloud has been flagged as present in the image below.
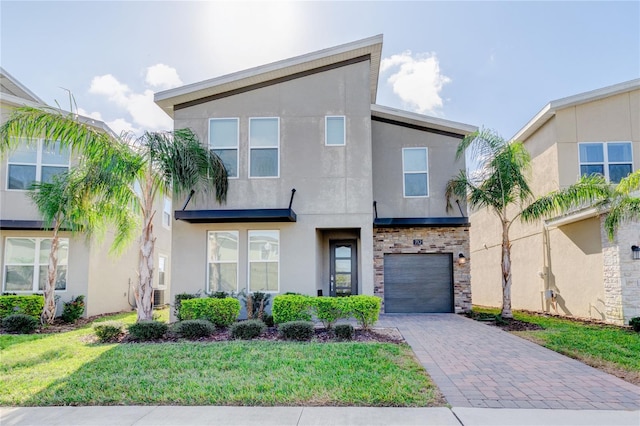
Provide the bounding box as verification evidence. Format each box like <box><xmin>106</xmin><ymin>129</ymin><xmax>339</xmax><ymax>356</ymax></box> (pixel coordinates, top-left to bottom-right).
<box><xmin>380</xmin><ymin>51</ymin><xmax>451</xmax><ymax>115</ymax></box>
<box><xmin>145</xmin><ymin>64</ymin><xmax>183</xmax><ymax>90</ymax></box>
<box><xmin>88</xmin><ymin>64</ymin><xmax>177</xmax><ymax>133</ymax></box>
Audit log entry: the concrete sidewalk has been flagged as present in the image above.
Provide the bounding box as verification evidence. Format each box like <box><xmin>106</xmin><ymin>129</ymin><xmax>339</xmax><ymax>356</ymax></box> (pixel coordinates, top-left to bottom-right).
<box><xmin>1</xmin><ymin>406</ymin><xmax>639</xmax><ymax>426</ymax></box>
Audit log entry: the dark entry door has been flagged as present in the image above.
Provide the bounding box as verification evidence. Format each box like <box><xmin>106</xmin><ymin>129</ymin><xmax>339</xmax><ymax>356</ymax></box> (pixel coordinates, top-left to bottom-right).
<box><xmin>384</xmin><ymin>253</ymin><xmax>453</xmax><ymax>313</ymax></box>
<box><xmin>330</xmin><ymin>240</ymin><xmax>357</xmax><ymax>296</ymax></box>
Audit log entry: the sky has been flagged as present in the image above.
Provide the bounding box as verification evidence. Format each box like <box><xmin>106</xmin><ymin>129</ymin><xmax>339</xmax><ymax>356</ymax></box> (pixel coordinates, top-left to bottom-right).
<box><xmin>1</xmin><ymin>1</ymin><xmax>638</xmax><ymax>139</ymax></box>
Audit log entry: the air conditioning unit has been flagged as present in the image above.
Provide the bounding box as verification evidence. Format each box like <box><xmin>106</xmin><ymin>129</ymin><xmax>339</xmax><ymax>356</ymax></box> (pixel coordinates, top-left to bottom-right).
<box><xmin>153</xmin><ymin>289</ymin><xmax>165</xmax><ymax>307</ymax></box>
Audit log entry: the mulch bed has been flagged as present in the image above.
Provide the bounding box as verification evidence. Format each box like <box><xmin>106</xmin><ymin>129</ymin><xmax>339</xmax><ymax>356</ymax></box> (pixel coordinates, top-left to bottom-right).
<box><xmin>464</xmin><ymin>312</ymin><xmax>544</xmax><ymax>331</ymax></box>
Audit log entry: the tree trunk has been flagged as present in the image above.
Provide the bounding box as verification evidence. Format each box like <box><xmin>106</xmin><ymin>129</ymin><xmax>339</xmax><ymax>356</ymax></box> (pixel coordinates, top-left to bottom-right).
<box><xmin>42</xmin><ymin>231</ymin><xmax>59</xmax><ymax>325</ymax></box>
<box><xmin>501</xmin><ymin>220</ymin><xmax>513</xmax><ymax>319</ymax></box>
<box><xmin>136</xmin><ymin>208</ymin><xmax>156</xmax><ymax>322</ymax></box>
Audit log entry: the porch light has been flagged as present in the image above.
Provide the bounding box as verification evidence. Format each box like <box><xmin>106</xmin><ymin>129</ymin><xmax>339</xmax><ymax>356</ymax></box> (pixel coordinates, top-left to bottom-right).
<box><xmin>632</xmin><ymin>245</ymin><xmax>640</xmax><ymax>260</ymax></box>
<box><xmin>458</xmin><ymin>253</ymin><xmax>467</xmax><ymax>265</ymax></box>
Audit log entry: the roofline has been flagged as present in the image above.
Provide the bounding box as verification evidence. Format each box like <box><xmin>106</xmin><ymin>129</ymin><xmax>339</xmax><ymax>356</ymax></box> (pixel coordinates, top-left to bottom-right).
<box><xmin>512</xmin><ymin>78</ymin><xmax>640</xmax><ymax>143</ymax></box>
<box><xmin>154</xmin><ymin>35</ymin><xmax>383</xmax><ymax>117</ymax></box>
<box><xmin>371</xmin><ymin>104</ymin><xmax>477</xmax><ymax>137</ymax></box>
<box><xmin>0</xmin><ymin>67</ymin><xmax>46</xmax><ymax>105</ymax></box>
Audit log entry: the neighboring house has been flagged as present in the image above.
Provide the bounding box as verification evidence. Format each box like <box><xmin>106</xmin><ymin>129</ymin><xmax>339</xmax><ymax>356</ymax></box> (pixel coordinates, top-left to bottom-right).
<box><xmin>155</xmin><ymin>35</ymin><xmax>475</xmax><ymax>316</ymax></box>
<box><xmin>0</xmin><ymin>68</ymin><xmax>172</xmax><ymax>317</ymax></box>
<box><xmin>470</xmin><ymin>79</ymin><xmax>640</xmax><ymax>325</ymax></box>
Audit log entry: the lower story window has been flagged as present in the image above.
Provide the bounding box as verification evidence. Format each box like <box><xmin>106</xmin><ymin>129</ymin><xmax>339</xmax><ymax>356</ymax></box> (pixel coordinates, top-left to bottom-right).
<box><xmin>157</xmin><ymin>255</ymin><xmax>168</xmax><ymax>289</ymax></box>
<box><xmin>207</xmin><ymin>231</ymin><xmax>238</xmax><ymax>293</ymax></box>
<box><xmin>248</xmin><ymin>230</ymin><xmax>279</xmax><ymax>292</ymax></box>
<box><xmin>3</xmin><ymin>237</ymin><xmax>68</xmax><ymax>292</ymax></box>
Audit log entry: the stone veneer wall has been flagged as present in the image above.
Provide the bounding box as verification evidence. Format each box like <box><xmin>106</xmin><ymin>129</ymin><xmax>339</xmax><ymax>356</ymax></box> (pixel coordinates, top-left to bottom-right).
<box><xmin>373</xmin><ymin>226</ymin><xmax>471</xmax><ymax>313</ymax></box>
<box><xmin>601</xmin><ymin>215</ymin><xmax>640</xmax><ymax>325</ymax></box>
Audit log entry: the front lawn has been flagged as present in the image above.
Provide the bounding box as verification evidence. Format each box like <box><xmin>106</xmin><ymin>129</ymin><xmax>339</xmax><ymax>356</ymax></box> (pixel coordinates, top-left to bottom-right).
<box><xmin>472</xmin><ymin>307</ymin><xmax>640</xmax><ymax>385</ymax></box>
<box><xmin>0</xmin><ymin>311</ymin><xmax>441</xmax><ymax>406</ymax></box>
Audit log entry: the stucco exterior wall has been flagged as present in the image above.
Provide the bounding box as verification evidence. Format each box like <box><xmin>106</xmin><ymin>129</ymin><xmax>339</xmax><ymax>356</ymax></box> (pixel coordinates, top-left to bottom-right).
<box><xmin>170</xmin><ymin>60</ymin><xmax>375</xmax><ymax>311</ymax></box>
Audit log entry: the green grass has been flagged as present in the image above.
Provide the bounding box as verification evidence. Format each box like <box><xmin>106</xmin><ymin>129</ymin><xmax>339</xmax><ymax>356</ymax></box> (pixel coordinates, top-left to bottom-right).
<box><xmin>0</xmin><ymin>311</ymin><xmax>439</xmax><ymax>407</ymax></box>
<box><xmin>473</xmin><ymin>306</ymin><xmax>640</xmax><ymax>374</ymax></box>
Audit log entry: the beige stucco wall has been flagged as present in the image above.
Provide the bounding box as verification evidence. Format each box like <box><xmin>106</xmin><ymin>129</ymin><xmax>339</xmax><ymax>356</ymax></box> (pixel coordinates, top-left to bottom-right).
<box><xmin>470</xmin><ymin>88</ymin><xmax>638</xmax><ymax>323</ymax></box>
<box><xmin>371</xmin><ymin>121</ymin><xmax>467</xmax><ymax>218</ymax></box>
<box><xmin>170</xmin><ymin>60</ymin><xmax>374</xmax><ymax>313</ymax></box>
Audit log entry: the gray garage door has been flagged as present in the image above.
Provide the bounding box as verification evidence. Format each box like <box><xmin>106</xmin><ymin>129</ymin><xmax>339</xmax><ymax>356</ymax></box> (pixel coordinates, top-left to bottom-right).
<box><xmin>384</xmin><ymin>253</ymin><xmax>454</xmax><ymax>313</ymax></box>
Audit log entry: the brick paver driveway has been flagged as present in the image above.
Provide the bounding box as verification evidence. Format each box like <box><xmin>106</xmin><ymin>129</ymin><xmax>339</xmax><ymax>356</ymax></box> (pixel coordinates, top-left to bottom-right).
<box><xmin>378</xmin><ymin>314</ymin><xmax>640</xmax><ymax>410</ymax></box>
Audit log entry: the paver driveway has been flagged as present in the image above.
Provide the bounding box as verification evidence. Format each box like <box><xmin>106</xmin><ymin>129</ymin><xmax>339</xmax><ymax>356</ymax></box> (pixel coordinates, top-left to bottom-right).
<box><xmin>377</xmin><ymin>314</ymin><xmax>640</xmax><ymax>410</ymax></box>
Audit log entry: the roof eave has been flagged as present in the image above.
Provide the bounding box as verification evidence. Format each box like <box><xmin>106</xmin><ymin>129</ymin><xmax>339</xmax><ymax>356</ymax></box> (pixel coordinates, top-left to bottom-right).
<box><xmin>371</xmin><ymin>104</ymin><xmax>477</xmax><ymax>136</ymax></box>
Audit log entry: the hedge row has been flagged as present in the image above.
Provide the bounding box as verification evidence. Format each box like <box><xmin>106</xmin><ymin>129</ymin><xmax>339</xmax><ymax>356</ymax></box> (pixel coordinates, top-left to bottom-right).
<box><xmin>179</xmin><ymin>297</ymin><xmax>241</xmax><ymax>328</ymax></box>
<box><xmin>272</xmin><ymin>294</ymin><xmax>381</xmax><ymax>330</ymax></box>
<box><xmin>0</xmin><ymin>295</ymin><xmax>44</xmax><ymax>320</ymax></box>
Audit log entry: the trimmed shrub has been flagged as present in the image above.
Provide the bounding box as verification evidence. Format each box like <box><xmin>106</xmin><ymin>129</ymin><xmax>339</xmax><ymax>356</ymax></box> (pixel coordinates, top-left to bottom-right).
<box><xmin>242</xmin><ymin>291</ymin><xmax>271</xmax><ymax>320</ymax></box>
<box><xmin>311</xmin><ymin>297</ymin><xmax>349</xmax><ymax>329</ymax></box>
<box><xmin>334</xmin><ymin>324</ymin><xmax>354</xmax><ymax>341</ymax></box>
<box><xmin>278</xmin><ymin>320</ymin><xmax>315</xmax><ymax>341</ymax></box>
<box><xmin>180</xmin><ymin>297</ymin><xmax>240</xmax><ymax>328</ymax></box>
<box><xmin>172</xmin><ymin>319</ymin><xmax>215</xmax><ymax>340</ymax></box>
<box><xmin>209</xmin><ymin>291</ymin><xmax>229</xmax><ymax>299</ymax></box>
<box><xmin>127</xmin><ymin>320</ymin><xmax>168</xmax><ymax>341</ymax></box>
<box><xmin>174</xmin><ymin>293</ymin><xmax>199</xmax><ymax>321</ymax></box>
<box><xmin>61</xmin><ymin>295</ymin><xmax>85</xmax><ymax>323</ymax></box>
<box><xmin>344</xmin><ymin>295</ymin><xmax>381</xmax><ymax>330</ymax></box>
<box><xmin>230</xmin><ymin>319</ymin><xmax>266</xmax><ymax>340</ymax></box>
<box><xmin>630</xmin><ymin>317</ymin><xmax>640</xmax><ymax>332</ymax></box>
<box><xmin>263</xmin><ymin>314</ymin><xmax>275</xmax><ymax>328</ymax></box>
<box><xmin>0</xmin><ymin>295</ymin><xmax>44</xmax><ymax>320</ymax></box>
<box><xmin>272</xmin><ymin>294</ymin><xmax>312</xmax><ymax>324</ymax></box>
<box><xmin>2</xmin><ymin>314</ymin><xmax>39</xmax><ymax>334</ymax></box>
<box><xmin>93</xmin><ymin>321</ymin><xmax>124</xmax><ymax>343</ymax></box>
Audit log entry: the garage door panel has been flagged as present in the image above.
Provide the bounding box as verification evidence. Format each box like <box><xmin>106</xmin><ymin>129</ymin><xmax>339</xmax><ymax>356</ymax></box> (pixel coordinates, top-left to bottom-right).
<box><xmin>384</xmin><ymin>253</ymin><xmax>453</xmax><ymax>313</ymax></box>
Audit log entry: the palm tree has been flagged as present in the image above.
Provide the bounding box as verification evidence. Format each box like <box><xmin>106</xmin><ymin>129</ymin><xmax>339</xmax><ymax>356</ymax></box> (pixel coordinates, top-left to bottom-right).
<box><xmin>1</xmin><ymin>106</ymin><xmax>228</xmax><ymax>322</ymax></box>
<box><xmin>446</xmin><ymin>129</ymin><xmax>610</xmax><ymax>318</ymax></box>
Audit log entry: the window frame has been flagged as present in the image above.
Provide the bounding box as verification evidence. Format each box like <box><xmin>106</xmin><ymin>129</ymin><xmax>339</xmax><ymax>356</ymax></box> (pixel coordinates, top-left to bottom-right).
<box><xmin>162</xmin><ymin>196</ymin><xmax>172</xmax><ymax>229</ymax></box>
<box><xmin>578</xmin><ymin>141</ymin><xmax>633</xmax><ymax>183</ymax></box>
<box><xmin>247</xmin><ymin>230</ymin><xmax>280</xmax><ymax>293</ymax></box>
<box><xmin>206</xmin><ymin>230</ymin><xmax>239</xmax><ymax>294</ymax></box>
<box><xmin>249</xmin><ymin>117</ymin><xmax>280</xmax><ymax>179</ymax></box>
<box><xmin>209</xmin><ymin>118</ymin><xmax>239</xmax><ymax>179</ymax></box>
<box><xmin>6</xmin><ymin>138</ymin><xmax>70</xmax><ymax>191</ymax></box>
<box><xmin>157</xmin><ymin>254</ymin><xmax>168</xmax><ymax>290</ymax></box>
<box><xmin>325</xmin><ymin>116</ymin><xmax>346</xmax><ymax>146</ymax></box>
<box><xmin>402</xmin><ymin>147</ymin><xmax>429</xmax><ymax>198</ymax></box>
<box><xmin>3</xmin><ymin>237</ymin><xmax>69</xmax><ymax>293</ymax></box>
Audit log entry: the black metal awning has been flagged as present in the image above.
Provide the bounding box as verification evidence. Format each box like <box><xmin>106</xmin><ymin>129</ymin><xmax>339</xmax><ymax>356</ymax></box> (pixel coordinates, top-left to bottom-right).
<box><xmin>174</xmin><ymin>208</ymin><xmax>297</xmax><ymax>223</ymax></box>
<box><xmin>374</xmin><ymin>217</ymin><xmax>469</xmax><ymax>228</ymax></box>
<box><xmin>0</xmin><ymin>220</ymin><xmax>47</xmax><ymax>230</ymax></box>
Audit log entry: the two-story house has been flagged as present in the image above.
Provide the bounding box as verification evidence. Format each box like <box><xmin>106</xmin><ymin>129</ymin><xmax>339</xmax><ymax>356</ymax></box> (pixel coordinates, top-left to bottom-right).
<box><xmin>155</xmin><ymin>35</ymin><xmax>475</xmax><ymax>315</ymax></box>
<box><xmin>470</xmin><ymin>79</ymin><xmax>640</xmax><ymax>325</ymax></box>
<box><xmin>0</xmin><ymin>67</ymin><xmax>172</xmax><ymax>317</ymax></box>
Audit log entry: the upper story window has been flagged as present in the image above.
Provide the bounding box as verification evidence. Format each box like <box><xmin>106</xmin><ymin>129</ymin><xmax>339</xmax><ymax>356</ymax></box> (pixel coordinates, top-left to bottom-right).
<box><xmin>157</xmin><ymin>254</ymin><xmax>168</xmax><ymax>289</ymax></box>
<box><xmin>3</xmin><ymin>237</ymin><xmax>68</xmax><ymax>292</ymax></box>
<box><xmin>207</xmin><ymin>231</ymin><xmax>238</xmax><ymax>294</ymax></box>
<box><xmin>209</xmin><ymin>118</ymin><xmax>239</xmax><ymax>178</ymax></box>
<box><xmin>162</xmin><ymin>197</ymin><xmax>172</xmax><ymax>228</ymax></box>
<box><xmin>579</xmin><ymin>142</ymin><xmax>633</xmax><ymax>183</ymax></box>
<box><xmin>248</xmin><ymin>230</ymin><xmax>279</xmax><ymax>292</ymax></box>
<box><xmin>249</xmin><ymin>118</ymin><xmax>279</xmax><ymax>178</ymax></box>
<box><xmin>403</xmin><ymin>147</ymin><xmax>429</xmax><ymax>197</ymax></box>
<box><xmin>325</xmin><ymin>116</ymin><xmax>345</xmax><ymax>146</ymax></box>
<box><xmin>7</xmin><ymin>138</ymin><xmax>70</xmax><ymax>190</ymax></box>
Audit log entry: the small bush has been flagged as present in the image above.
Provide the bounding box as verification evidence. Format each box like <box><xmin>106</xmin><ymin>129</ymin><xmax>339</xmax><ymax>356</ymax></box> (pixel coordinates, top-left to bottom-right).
<box><xmin>263</xmin><ymin>314</ymin><xmax>275</xmax><ymax>327</ymax></box>
<box><xmin>180</xmin><ymin>297</ymin><xmax>240</xmax><ymax>328</ymax></box>
<box><xmin>209</xmin><ymin>291</ymin><xmax>229</xmax><ymax>299</ymax></box>
<box><xmin>630</xmin><ymin>317</ymin><xmax>640</xmax><ymax>332</ymax></box>
<box><xmin>344</xmin><ymin>295</ymin><xmax>381</xmax><ymax>330</ymax></box>
<box><xmin>0</xmin><ymin>295</ymin><xmax>44</xmax><ymax>320</ymax></box>
<box><xmin>312</xmin><ymin>297</ymin><xmax>349</xmax><ymax>329</ymax></box>
<box><xmin>61</xmin><ymin>295</ymin><xmax>85</xmax><ymax>323</ymax></box>
<box><xmin>172</xmin><ymin>319</ymin><xmax>215</xmax><ymax>340</ymax></box>
<box><xmin>230</xmin><ymin>319</ymin><xmax>266</xmax><ymax>340</ymax></box>
<box><xmin>242</xmin><ymin>291</ymin><xmax>271</xmax><ymax>320</ymax></box>
<box><xmin>127</xmin><ymin>320</ymin><xmax>168</xmax><ymax>341</ymax></box>
<box><xmin>272</xmin><ymin>294</ymin><xmax>312</xmax><ymax>324</ymax></box>
<box><xmin>174</xmin><ymin>293</ymin><xmax>200</xmax><ymax>321</ymax></box>
<box><xmin>278</xmin><ymin>320</ymin><xmax>315</xmax><ymax>341</ymax></box>
<box><xmin>93</xmin><ymin>321</ymin><xmax>124</xmax><ymax>343</ymax></box>
<box><xmin>2</xmin><ymin>314</ymin><xmax>39</xmax><ymax>334</ymax></box>
<box><xmin>334</xmin><ymin>324</ymin><xmax>354</xmax><ymax>341</ymax></box>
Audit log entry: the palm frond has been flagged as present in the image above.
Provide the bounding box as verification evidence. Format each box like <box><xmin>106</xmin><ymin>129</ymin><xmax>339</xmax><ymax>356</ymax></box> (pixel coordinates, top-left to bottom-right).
<box><xmin>605</xmin><ymin>197</ymin><xmax>640</xmax><ymax>240</ymax></box>
<box><xmin>615</xmin><ymin>170</ymin><xmax>640</xmax><ymax>195</ymax></box>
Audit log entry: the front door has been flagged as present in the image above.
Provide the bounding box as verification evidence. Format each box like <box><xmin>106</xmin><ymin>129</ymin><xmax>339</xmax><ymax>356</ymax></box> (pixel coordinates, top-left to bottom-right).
<box><xmin>330</xmin><ymin>240</ymin><xmax>358</xmax><ymax>296</ymax></box>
